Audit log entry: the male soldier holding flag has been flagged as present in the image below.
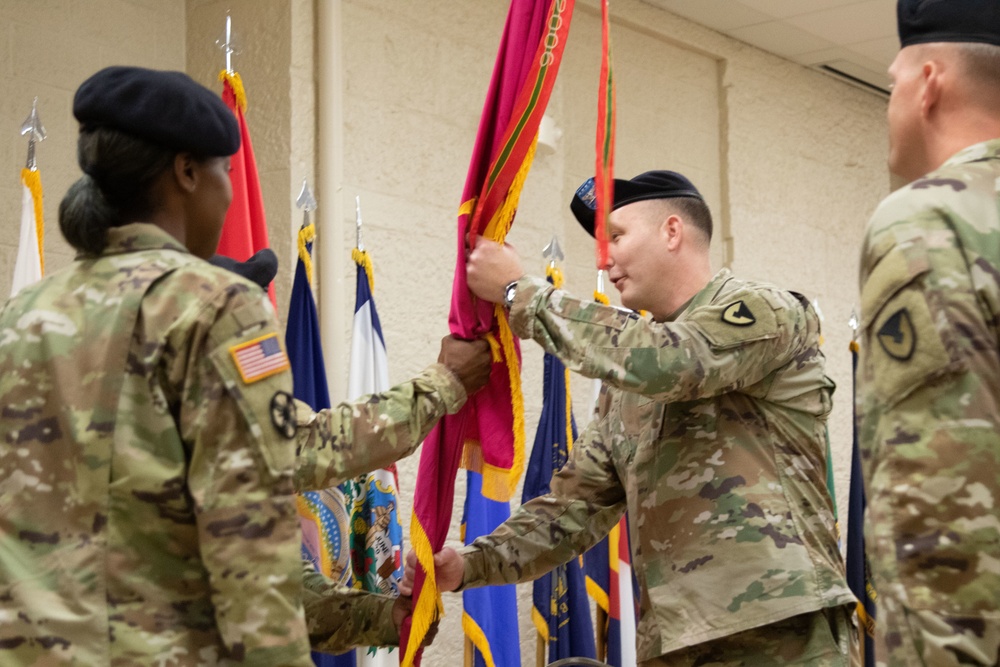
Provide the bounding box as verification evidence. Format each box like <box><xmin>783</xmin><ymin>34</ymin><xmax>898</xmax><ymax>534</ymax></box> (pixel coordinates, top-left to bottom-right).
<box><xmin>404</xmin><ymin>171</ymin><xmax>858</xmax><ymax>666</ymax></box>
<box><xmin>856</xmin><ymin>1</ymin><xmax>1000</xmax><ymax>665</ymax></box>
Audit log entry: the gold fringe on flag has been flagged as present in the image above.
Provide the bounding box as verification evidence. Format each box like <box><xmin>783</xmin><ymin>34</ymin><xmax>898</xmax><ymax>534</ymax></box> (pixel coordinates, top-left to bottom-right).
<box><xmin>21</xmin><ymin>168</ymin><xmax>44</xmax><ymax>275</ymax></box>
<box><xmin>218</xmin><ymin>69</ymin><xmax>247</xmax><ymax>112</ymax></box>
<box><xmin>593</xmin><ymin>291</ymin><xmax>610</xmax><ymax>305</ymax></box>
<box><xmin>463</xmin><ymin>611</ymin><xmax>500</xmax><ymax>667</ymax></box>
<box><xmin>352</xmin><ymin>247</ymin><xmax>375</xmax><ymax>292</ymax></box>
<box><xmin>564</xmin><ymin>367</ymin><xmax>574</xmax><ymax>453</ymax></box>
<box><xmin>545</xmin><ymin>264</ymin><xmax>564</xmax><ymax>289</ymax></box>
<box><xmin>298</xmin><ymin>222</ymin><xmax>316</xmax><ymax>284</ymax></box>
<box><xmin>403</xmin><ymin>515</ymin><xmax>444</xmax><ymax>667</ymax></box>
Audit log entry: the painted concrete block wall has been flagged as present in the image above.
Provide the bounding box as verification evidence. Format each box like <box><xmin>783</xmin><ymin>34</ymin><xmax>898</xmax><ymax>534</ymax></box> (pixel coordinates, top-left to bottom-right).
<box><xmin>0</xmin><ymin>0</ymin><xmax>184</xmax><ymax>299</ymax></box>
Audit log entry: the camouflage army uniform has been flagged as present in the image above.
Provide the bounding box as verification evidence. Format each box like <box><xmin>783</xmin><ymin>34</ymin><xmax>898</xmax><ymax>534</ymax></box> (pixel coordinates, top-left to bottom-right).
<box><xmin>0</xmin><ymin>223</ymin><xmax>465</xmax><ymax>665</ymax></box>
<box><xmin>460</xmin><ymin>270</ymin><xmax>856</xmax><ymax>665</ymax></box>
<box><xmin>857</xmin><ymin>139</ymin><xmax>1000</xmax><ymax>667</ymax></box>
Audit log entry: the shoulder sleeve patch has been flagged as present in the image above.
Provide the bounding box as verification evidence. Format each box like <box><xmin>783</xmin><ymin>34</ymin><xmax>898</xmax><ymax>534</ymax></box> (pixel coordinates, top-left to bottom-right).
<box><xmin>230</xmin><ymin>333</ymin><xmax>290</xmax><ymax>384</ymax></box>
<box><xmin>692</xmin><ymin>291</ymin><xmax>780</xmax><ymax>350</ymax></box>
<box><xmin>721</xmin><ymin>300</ymin><xmax>756</xmax><ymax>326</ymax></box>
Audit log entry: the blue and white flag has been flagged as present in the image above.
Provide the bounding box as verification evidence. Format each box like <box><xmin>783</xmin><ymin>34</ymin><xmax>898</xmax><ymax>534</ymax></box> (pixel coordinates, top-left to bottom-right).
<box><xmin>348</xmin><ymin>249</ymin><xmax>403</xmax><ymax>667</ymax></box>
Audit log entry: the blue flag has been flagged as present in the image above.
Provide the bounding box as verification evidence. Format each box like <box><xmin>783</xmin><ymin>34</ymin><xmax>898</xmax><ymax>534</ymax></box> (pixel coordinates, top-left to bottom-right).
<box><xmin>523</xmin><ymin>349</ymin><xmax>596</xmax><ymax>662</ymax></box>
<box><xmin>847</xmin><ymin>341</ymin><xmax>876</xmax><ymax>666</ymax></box>
<box><xmin>286</xmin><ymin>223</ymin><xmax>357</xmax><ymax>667</ymax></box>
<box><xmin>461</xmin><ymin>471</ymin><xmax>521</xmax><ymax>667</ymax></box>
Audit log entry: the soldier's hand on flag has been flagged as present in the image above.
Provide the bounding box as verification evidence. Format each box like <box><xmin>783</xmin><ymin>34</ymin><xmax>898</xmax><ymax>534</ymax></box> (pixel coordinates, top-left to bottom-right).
<box><xmin>467</xmin><ymin>236</ymin><xmax>523</xmax><ymax>303</ymax></box>
<box><xmin>391</xmin><ymin>594</ymin><xmax>439</xmax><ymax>647</ymax></box>
<box><xmin>437</xmin><ymin>335</ymin><xmax>492</xmax><ymax>395</ymax></box>
<box><xmin>399</xmin><ymin>547</ymin><xmax>465</xmax><ymax>596</ymax></box>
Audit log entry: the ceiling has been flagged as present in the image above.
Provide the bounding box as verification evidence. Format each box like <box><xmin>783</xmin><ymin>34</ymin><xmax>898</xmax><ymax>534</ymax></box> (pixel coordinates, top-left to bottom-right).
<box><xmin>642</xmin><ymin>0</ymin><xmax>897</xmax><ymax>94</ymax></box>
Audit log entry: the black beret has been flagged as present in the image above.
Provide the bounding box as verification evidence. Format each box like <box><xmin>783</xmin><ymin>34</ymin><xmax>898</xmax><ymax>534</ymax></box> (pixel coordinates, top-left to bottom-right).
<box><xmin>73</xmin><ymin>66</ymin><xmax>240</xmax><ymax>156</ymax></box>
<box><xmin>898</xmin><ymin>0</ymin><xmax>1000</xmax><ymax>48</ymax></box>
<box><xmin>570</xmin><ymin>170</ymin><xmax>703</xmax><ymax>237</ymax></box>
<box><xmin>208</xmin><ymin>249</ymin><xmax>278</xmax><ymax>290</ymax></box>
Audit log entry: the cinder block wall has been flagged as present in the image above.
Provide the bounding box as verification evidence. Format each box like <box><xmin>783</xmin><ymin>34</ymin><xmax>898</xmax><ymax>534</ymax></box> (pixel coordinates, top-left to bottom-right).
<box><xmin>0</xmin><ymin>1</ymin><xmax>887</xmax><ymax>665</ymax></box>
<box><xmin>0</xmin><ymin>0</ymin><xmax>185</xmax><ymax>295</ymax></box>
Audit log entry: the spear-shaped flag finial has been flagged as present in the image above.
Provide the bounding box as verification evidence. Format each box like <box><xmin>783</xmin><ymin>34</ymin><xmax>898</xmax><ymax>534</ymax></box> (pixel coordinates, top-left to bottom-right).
<box><xmin>215</xmin><ymin>12</ymin><xmax>241</xmax><ymax>75</ymax></box>
<box><xmin>355</xmin><ymin>195</ymin><xmax>365</xmax><ymax>252</ymax></box>
<box><xmin>20</xmin><ymin>97</ymin><xmax>46</xmax><ymax>171</ymax></box>
<box><xmin>296</xmin><ymin>179</ymin><xmax>317</xmax><ymax>228</ymax></box>
<box><xmin>542</xmin><ymin>234</ymin><xmax>564</xmax><ymax>265</ymax></box>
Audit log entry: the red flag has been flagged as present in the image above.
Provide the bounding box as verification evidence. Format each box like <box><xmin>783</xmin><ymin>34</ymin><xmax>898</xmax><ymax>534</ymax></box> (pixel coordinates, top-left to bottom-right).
<box><xmin>593</xmin><ymin>0</ymin><xmax>616</xmax><ymax>269</ymax></box>
<box><xmin>401</xmin><ymin>1</ymin><xmax>574</xmax><ymax>665</ymax></box>
<box><xmin>217</xmin><ymin>70</ymin><xmax>277</xmax><ymax>309</ymax></box>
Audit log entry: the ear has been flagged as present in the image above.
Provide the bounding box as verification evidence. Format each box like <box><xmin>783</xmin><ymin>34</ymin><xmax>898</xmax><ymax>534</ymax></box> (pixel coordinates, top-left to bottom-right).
<box><xmin>172</xmin><ymin>153</ymin><xmax>198</xmax><ymax>194</ymax></box>
<box><xmin>663</xmin><ymin>214</ymin><xmax>683</xmax><ymax>251</ymax></box>
<box><xmin>920</xmin><ymin>58</ymin><xmax>942</xmax><ymax>119</ymax></box>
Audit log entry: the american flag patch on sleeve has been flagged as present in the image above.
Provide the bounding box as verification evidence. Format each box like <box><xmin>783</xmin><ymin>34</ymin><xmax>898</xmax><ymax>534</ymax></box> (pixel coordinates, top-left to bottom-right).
<box><xmin>230</xmin><ymin>333</ymin><xmax>291</xmax><ymax>384</ymax></box>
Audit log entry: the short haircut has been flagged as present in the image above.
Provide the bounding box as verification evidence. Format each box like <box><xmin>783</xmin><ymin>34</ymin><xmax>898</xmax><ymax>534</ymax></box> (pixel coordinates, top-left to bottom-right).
<box><xmin>636</xmin><ymin>197</ymin><xmax>713</xmax><ymax>245</ymax></box>
<box><xmin>955</xmin><ymin>42</ymin><xmax>1000</xmax><ymax>91</ymax></box>
<box><xmin>670</xmin><ymin>196</ymin><xmax>713</xmax><ymax>242</ymax></box>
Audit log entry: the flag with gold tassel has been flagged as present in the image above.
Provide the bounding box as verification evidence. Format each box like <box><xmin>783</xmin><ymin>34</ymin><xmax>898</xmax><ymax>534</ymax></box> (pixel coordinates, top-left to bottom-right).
<box><xmin>401</xmin><ymin>1</ymin><xmax>575</xmax><ymax>664</ymax></box>
<box><xmin>525</xmin><ymin>257</ymin><xmax>596</xmax><ymax>665</ymax></box>
<box><xmin>347</xmin><ymin>233</ymin><xmax>404</xmax><ymax>667</ymax></box>
<box><xmin>11</xmin><ymin>100</ymin><xmax>45</xmax><ymax>297</ymax></box>
<box><xmin>217</xmin><ymin>43</ymin><xmax>276</xmax><ymax>309</ymax></box>
<box><xmin>286</xmin><ymin>186</ymin><xmax>358</xmax><ymax>667</ymax></box>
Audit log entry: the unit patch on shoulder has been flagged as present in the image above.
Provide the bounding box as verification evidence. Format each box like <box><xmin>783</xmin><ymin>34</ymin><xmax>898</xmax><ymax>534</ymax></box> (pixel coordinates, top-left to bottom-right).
<box><xmin>877</xmin><ymin>308</ymin><xmax>916</xmax><ymax>361</ymax></box>
<box><xmin>721</xmin><ymin>301</ymin><xmax>756</xmax><ymax>327</ymax></box>
<box><xmin>230</xmin><ymin>333</ymin><xmax>290</xmax><ymax>384</ymax></box>
<box><xmin>270</xmin><ymin>390</ymin><xmax>297</xmax><ymax>439</ymax></box>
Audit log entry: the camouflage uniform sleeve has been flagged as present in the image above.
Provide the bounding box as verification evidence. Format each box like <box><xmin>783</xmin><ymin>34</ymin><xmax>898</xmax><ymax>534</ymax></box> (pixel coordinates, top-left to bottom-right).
<box><xmin>460</xmin><ymin>415</ymin><xmax>627</xmax><ymax>588</ymax></box>
<box><xmin>301</xmin><ymin>559</ymin><xmax>399</xmax><ymax>651</ymax></box>
<box><xmin>171</xmin><ymin>285</ymin><xmax>313</xmax><ymax>665</ymax></box>
<box><xmin>857</xmin><ymin>175</ymin><xmax>1000</xmax><ymax>657</ymax></box>
<box><xmin>509</xmin><ymin>275</ymin><xmax>808</xmax><ymax>403</ymax></box>
<box><xmin>294</xmin><ymin>363</ymin><xmax>465</xmax><ymax>491</ymax></box>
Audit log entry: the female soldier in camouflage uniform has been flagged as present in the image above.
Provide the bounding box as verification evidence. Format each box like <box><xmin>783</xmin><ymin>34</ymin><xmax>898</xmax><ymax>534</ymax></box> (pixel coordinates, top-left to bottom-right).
<box><xmin>0</xmin><ymin>66</ymin><xmax>488</xmax><ymax>666</ymax></box>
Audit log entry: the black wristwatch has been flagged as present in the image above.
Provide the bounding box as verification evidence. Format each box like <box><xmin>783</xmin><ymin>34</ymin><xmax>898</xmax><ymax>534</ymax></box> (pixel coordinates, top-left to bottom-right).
<box><xmin>503</xmin><ymin>279</ymin><xmax>518</xmax><ymax>309</ymax></box>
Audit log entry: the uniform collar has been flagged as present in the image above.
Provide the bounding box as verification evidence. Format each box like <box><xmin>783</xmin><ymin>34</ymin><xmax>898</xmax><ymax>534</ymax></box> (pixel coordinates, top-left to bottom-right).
<box><xmin>94</xmin><ymin>222</ymin><xmax>191</xmax><ymax>259</ymax></box>
<box><xmin>664</xmin><ymin>268</ymin><xmax>732</xmax><ymax>321</ymax></box>
<box><xmin>940</xmin><ymin>138</ymin><xmax>1000</xmax><ymax>169</ymax></box>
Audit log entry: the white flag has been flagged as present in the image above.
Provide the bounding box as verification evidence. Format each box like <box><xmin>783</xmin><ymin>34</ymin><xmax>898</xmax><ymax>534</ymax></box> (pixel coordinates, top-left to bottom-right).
<box><xmin>11</xmin><ymin>169</ymin><xmax>43</xmax><ymax>297</ymax></box>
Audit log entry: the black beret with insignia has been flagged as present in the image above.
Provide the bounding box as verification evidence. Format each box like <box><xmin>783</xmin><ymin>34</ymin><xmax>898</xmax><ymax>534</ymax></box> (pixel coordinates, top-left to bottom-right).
<box><xmin>571</xmin><ymin>170</ymin><xmax>704</xmax><ymax>237</ymax></box>
<box><xmin>208</xmin><ymin>249</ymin><xmax>278</xmax><ymax>290</ymax></box>
<box><xmin>898</xmin><ymin>0</ymin><xmax>1000</xmax><ymax>48</ymax></box>
<box><xmin>73</xmin><ymin>66</ymin><xmax>240</xmax><ymax>156</ymax></box>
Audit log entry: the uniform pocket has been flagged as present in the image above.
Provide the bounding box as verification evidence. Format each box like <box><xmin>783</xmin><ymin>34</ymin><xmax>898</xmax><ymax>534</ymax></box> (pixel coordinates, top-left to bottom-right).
<box><xmin>860</xmin><ymin>238</ymin><xmax>959</xmax><ymax>408</ymax></box>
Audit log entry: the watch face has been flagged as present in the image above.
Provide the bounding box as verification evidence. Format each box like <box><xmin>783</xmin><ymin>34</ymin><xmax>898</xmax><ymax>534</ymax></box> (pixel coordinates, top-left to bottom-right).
<box><xmin>505</xmin><ymin>284</ymin><xmax>517</xmax><ymax>307</ymax></box>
